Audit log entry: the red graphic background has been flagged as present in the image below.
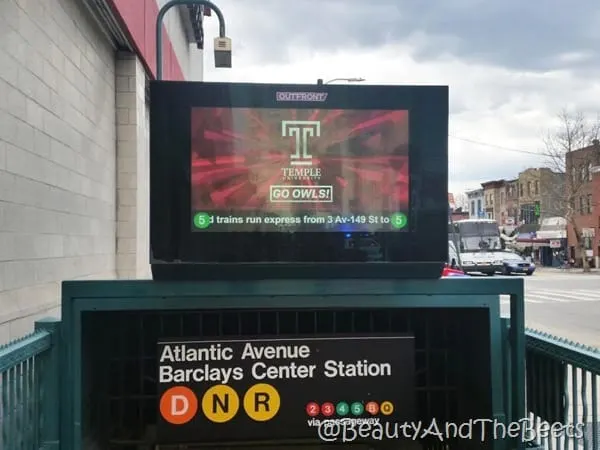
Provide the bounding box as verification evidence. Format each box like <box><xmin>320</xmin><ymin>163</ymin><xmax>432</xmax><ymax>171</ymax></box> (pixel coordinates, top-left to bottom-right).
<box><xmin>191</xmin><ymin>108</ymin><xmax>409</xmax><ymax>215</ymax></box>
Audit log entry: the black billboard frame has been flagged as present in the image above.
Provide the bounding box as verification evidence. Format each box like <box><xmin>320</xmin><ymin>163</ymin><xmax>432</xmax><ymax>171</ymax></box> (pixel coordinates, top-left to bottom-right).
<box><xmin>150</xmin><ymin>81</ymin><xmax>449</xmax><ymax>280</ymax></box>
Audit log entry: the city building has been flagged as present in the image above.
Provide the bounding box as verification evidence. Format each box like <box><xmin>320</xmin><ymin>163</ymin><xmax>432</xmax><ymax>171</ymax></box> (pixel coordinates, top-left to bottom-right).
<box><xmin>566</xmin><ymin>140</ymin><xmax>600</xmax><ymax>265</ymax></box>
<box><xmin>466</xmin><ymin>188</ymin><xmax>485</xmax><ymax>219</ymax></box>
<box><xmin>448</xmin><ymin>193</ymin><xmax>456</xmax><ymax>211</ymax></box>
<box><xmin>474</xmin><ymin>178</ymin><xmax>519</xmax><ymax>230</ymax></box>
<box><xmin>450</xmin><ymin>209</ymin><xmax>470</xmax><ymax>222</ymax></box>
<box><xmin>504</xmin><ymin>179</ymin><xmax>519</xmax><ymax>227</ymax></box>
<box><xmin>0</xmin><ymin>0</ymin><xmax>215</xmax><ymax>341</ymax></box>
<box><xmin>536</xmin><ymin>217</ymin><xmax>568</xmax><ymax>264</ymax></box>
<box><xmin>512</xmin><ymin>217</ymin><xmax>567</xmax><ymax>266</ymax></box>
<box><xmin>481</xmin><ymin>179</ymin><xmax>505</xmax><ymax>222</ymax></box>
<box><xmin>592</xmin><ymin>165</ymin><xmax>600</xmax><ymax>267</ymax></box>
<box><xmin>448</xmin><ymin>193</ymin><xmax>469</xmax><ymax>221</ymax></box>
<box><xmin>517</xmin><ymin>168</ymin><xmax>564</xmax><ymax>227</ymax></box>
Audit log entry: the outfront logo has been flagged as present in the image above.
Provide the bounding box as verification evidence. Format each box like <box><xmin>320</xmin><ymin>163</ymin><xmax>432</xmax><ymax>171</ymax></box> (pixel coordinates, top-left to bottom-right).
<box><xmin>276</xmin><ymin>92</ymin><xmax>328</xmax><ymax>102</ymax></box>
<box><xmin>281</xmin><ymin>120</ymin><xmax>320</xmax><ymax>166</ymax></box>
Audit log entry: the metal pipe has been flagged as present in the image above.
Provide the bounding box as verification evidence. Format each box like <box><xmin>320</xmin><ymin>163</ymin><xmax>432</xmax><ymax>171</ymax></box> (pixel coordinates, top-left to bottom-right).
<box><xmin>324</xmin><ymin>77</ymin><xmax>365</xmax><ymax>84</ymax></box>
<box><xmin>156</xmin><ymin>0</ymin><xmax>227</xmax><ymax>80</ymax></box>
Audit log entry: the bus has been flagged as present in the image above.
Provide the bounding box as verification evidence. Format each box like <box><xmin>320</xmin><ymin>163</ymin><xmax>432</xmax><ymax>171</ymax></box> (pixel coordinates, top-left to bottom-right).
<box><xmin>448</xmin><ymin>218</ymin><xmax>506</xmax><ymax>275</ymax></box>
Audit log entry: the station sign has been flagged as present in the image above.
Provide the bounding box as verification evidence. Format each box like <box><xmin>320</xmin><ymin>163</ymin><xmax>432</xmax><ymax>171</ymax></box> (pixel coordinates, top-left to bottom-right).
<box><xmin>156</xmin><ymin>335</ymin><xmax>415</xmax><ymax>443</ymax></box>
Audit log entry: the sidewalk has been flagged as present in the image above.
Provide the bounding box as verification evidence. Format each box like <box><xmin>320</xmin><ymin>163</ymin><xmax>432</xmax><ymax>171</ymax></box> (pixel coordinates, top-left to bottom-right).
<box><xmin>535</xmin><ymin>266</ymin><xmax>600</xmax><ymax>274</ymax></box>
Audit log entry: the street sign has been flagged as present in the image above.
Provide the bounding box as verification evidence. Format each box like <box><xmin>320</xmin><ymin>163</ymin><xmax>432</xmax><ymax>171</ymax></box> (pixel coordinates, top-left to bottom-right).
<box><xmin>156</xmin><ymin>335</ymin><xmax>415</xmax><ymax>443</ymax></box>
<box><xmin>550</xmin><ymin>240</ymin><xmax>561</xmax><ymax>249</ymax></box>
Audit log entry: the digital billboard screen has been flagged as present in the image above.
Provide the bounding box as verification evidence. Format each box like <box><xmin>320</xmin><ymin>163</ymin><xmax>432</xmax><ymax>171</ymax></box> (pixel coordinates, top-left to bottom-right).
<box><xmin>190</xmin><ymin>107</ymin><xmax>409</xmax><ymax>232</ymax></box>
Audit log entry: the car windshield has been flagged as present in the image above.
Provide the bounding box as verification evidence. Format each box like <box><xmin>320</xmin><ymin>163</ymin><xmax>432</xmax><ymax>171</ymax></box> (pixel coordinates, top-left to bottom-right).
<box><xmin>455</xmin><ymin>222</ymin><xmax>501</xmax><ymax>251</ymax></box>
<box><xmin>456</xmin><ymin>222</ymin><xmax>499</xmax><ymax>237</ymax></box>
<box><xmin>459</xmin><ymin>236</ymin><xmax>502</xmax><ymax>251</ymax></box>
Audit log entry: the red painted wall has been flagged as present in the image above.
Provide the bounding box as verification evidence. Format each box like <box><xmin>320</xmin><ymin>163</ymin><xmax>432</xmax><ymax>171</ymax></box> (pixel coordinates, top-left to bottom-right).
<box><xmin>108</xmin><ymin>0</ymin><xmax>185</xmax><ymax>81</ymax></box>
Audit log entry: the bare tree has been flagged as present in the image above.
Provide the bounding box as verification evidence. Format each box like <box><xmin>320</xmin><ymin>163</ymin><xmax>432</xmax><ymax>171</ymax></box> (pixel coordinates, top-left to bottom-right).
<box><xmin>543</xmin><ymin>108</ymin><xmax>600</xmax><ymax>271</ymax></box>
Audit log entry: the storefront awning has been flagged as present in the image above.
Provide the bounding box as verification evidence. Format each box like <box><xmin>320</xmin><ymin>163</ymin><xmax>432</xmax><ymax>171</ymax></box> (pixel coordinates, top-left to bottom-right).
<box><xmin>514</xmin><ymin>237</ymin><xmax>566</xmax><ymax>248</ymax></box>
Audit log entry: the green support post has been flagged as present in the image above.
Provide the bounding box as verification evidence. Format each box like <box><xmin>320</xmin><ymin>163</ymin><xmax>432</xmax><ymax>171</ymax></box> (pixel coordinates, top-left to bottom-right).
<box><xmin>510</xmin><ymin>289</ymin><xmax>526</xmax><ymax>450</ymax></box>
<box><xmin>35</xmin><ymin>318</ymin><xmax>61</xmax><ymax>450</ymax></box>
<box><xmin>501</xmin><ymin>318</ymin><xmax>512</xmax><ymax>424</ymax></box>
<box><xmin>156</xmin><ymin>0</ymin><xmax>227</xmax><ymax>80</ymax></box>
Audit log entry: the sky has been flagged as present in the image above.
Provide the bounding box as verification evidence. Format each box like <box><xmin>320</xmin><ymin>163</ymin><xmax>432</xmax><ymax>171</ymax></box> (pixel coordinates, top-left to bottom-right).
<box><xmin>202</xmin><ymin>0</ymin><xmax>600</xmax><ymax>195</ymax></box>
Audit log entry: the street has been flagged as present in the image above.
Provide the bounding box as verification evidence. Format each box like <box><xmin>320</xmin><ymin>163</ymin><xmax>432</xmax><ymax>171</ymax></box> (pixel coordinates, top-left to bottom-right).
<box><xmin>499</xmin><ymin>269</ymin><xmax>600</xmax><ymax>349</ymax></box>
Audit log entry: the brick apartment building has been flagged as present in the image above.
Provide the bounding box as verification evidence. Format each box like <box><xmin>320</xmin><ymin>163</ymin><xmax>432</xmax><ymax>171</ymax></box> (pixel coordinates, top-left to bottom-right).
<box><xmin>474</xmin><ymin>169</ymin><xmax>565</xmax><ymax>265</ymax></box>
<box><xmin>474</xmin><ymin>170</ymin><xmax>564</xmax><ymax>265</ymax></box>
<box><xmin>593</xmin><ymin>166</ymin><xmax>600</xmax><ymax>261</ymax></box>
<box><xmin>481</xmin><ymin>180</ymin><xmax>504</xmax><ymax>221</ymax></box>
<box><xmin>517</xmin><ymin>168</ymin><xmax>564</xmax><ymax>226</ymax></box>
<box><xmin>476</xmin><ymin>170</ymin><xmax>563</xmax><ymax>231</ymax></box>
<box><xmin>504</xmin><ymin>179</ymin><xmax>519</xmax><ymax>226</ymax></box>
<box><xmin>479</xmin><ymin>179</ymin><xmax>520</xmax><ymax>227</ymax></box>
<box><xmin>566</xmin><ymin>140</ymin><xmax>600</xmax><ymax>264</ymax></box>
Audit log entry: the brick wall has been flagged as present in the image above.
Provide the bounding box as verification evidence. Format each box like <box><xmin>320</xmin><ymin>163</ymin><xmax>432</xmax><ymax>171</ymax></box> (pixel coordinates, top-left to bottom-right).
<box><xmin>115</xmin><ymin>53</ymin><xmax>151</xmax><ymax>279</ymax></box>
<box><xmin>593</xmin><ymin>169</ymin><xmax>600</xmax><ymax>217</ymax></box>
<box><xmin>0</xmin><ymin>0</ymin><xmax>117</xmax><ymax>341</ymax></box>
<box><xmin>566</xmin><ymin>146</ymin><xmax>599</xmax><ymax>261</ymax></box>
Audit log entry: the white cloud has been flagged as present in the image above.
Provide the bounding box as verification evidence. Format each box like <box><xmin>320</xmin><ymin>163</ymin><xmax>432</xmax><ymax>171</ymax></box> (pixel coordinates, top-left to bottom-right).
<box><xmin>201</xmin><ymin>5</ymin><xmax>600</xmax><ymax>195</ymax></box>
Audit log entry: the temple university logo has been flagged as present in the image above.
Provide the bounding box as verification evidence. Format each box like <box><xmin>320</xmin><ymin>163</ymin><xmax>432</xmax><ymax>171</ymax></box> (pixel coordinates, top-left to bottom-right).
<box><xmin>281</xmin><ymin>120</ymin><xmax>320</xmax><ymax>166</ymax></box>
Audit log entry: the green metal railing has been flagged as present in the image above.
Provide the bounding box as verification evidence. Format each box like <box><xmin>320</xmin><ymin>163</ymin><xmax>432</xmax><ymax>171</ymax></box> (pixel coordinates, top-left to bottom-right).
<box><xmin>0</xmin><ymin>318</ymin><xmax>61</xmax><ymax>450</ymax></box>
<box><xmin>1</xmin><ymin>315</ymin><xmax>598</xmax><ymax>450</ymax></box>
<box><xmin>524</xmin><ymin>328</ymin><xmax>600</xmax><ymax>450</ymax></box>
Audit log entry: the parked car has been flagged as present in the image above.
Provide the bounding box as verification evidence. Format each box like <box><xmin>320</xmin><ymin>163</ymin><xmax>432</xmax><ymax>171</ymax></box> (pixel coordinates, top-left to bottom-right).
<box><xmin>442</xmin><ymin>264</ymin><xmax>469</xmax><ymax>277</ymax></box>
<box><xmin>500</xmin><ymin>252</ymin><xmax>535</xmax><ymax>275</ymax></box>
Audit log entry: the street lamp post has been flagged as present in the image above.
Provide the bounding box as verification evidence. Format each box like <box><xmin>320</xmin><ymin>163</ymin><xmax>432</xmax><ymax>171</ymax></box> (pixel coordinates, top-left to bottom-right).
<box><xmin>317</xmin><ymin>77</ymin><xmax>366</xmax><ymax>85</ymax></box>
<box><xmin>156</xmin><ymin>0</ymin><xmax>232</xmax><ymax>80</ymax></box>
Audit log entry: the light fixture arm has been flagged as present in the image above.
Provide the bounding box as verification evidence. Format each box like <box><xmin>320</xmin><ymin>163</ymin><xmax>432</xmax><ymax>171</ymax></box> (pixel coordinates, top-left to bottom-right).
<box><xmin>156</xmin><ymin>0</ymin><xmax>228</xmax><ymax>80</ymax></box>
